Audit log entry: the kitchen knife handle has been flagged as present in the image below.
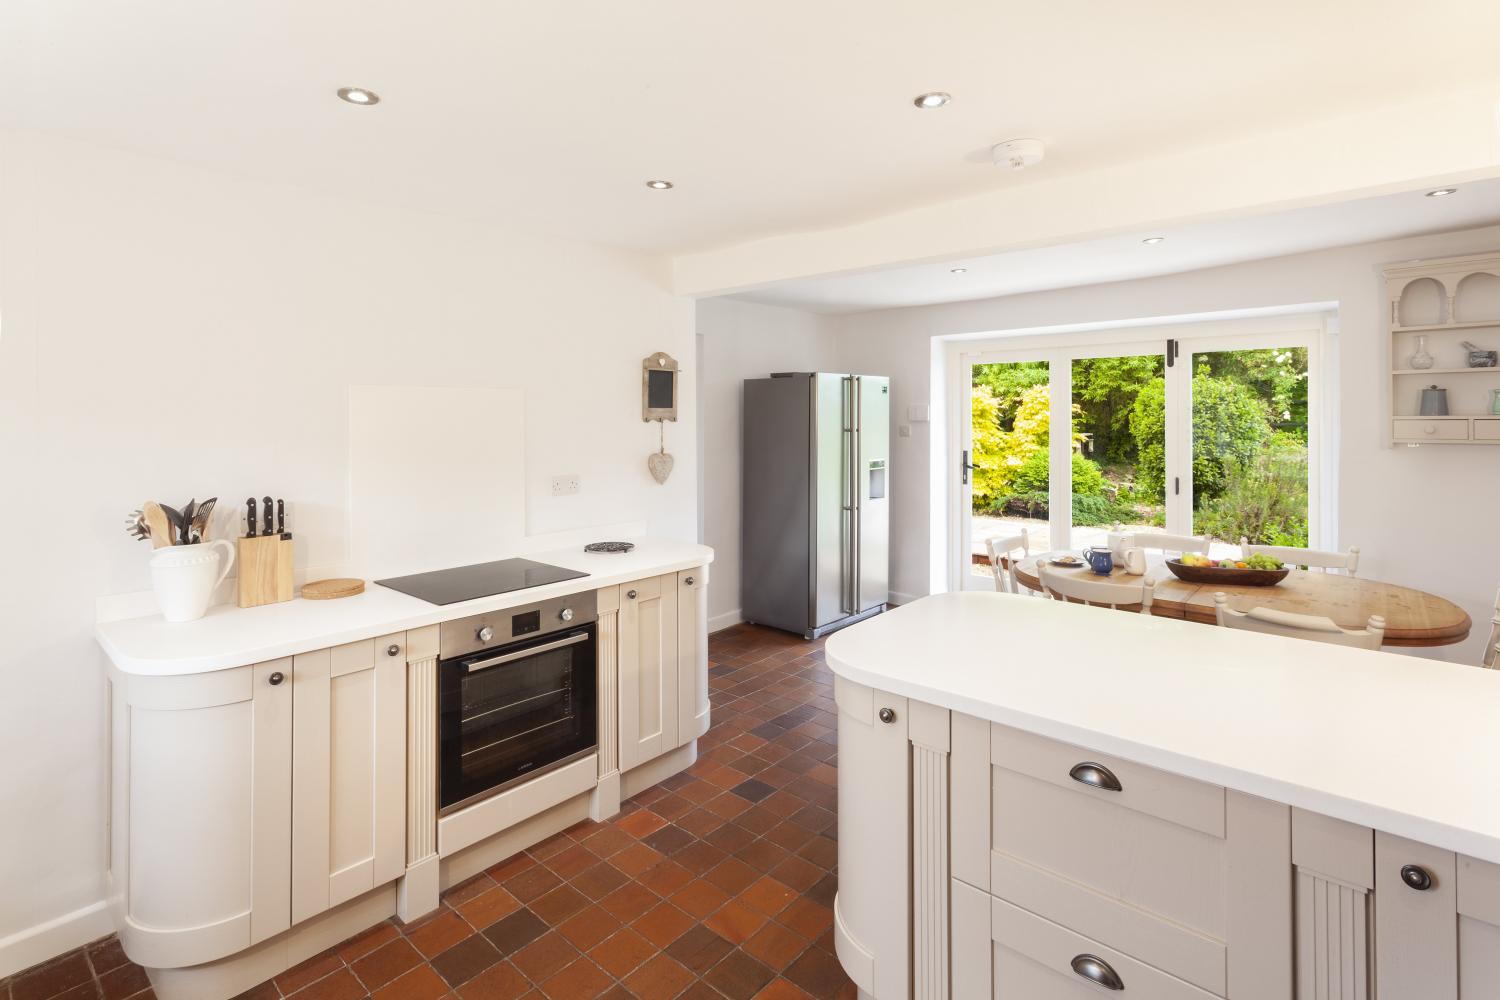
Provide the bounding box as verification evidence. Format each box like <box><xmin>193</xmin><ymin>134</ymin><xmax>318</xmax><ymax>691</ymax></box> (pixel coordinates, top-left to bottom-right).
<box><xmin>276</xmin><ymin>499</ymin><xmax>285</xmax><ymax>536</ymax></box>
<box><xmin>262</xmin><ymin>497</ymin><xmax>273</xmax><ymax>536</ymax></box>
<box><xmin>246</xmin><ymin>497</ymin><xmax>257</xmax><ymax>537</ymax></box>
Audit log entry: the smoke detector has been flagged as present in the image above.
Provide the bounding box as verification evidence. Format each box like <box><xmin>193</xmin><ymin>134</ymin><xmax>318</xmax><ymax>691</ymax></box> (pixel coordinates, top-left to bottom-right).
<box><xmin>992</xmin><ymin>138</ymin><xmax>1045</xmax><ymax>171</ymax></box>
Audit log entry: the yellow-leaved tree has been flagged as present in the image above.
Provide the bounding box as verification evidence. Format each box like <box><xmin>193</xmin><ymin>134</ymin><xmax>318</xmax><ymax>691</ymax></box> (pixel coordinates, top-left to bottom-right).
<box><xmin>970</xmin><ymin>384</ymin><xmax>1083</xmax><ymax>513</ymax></box>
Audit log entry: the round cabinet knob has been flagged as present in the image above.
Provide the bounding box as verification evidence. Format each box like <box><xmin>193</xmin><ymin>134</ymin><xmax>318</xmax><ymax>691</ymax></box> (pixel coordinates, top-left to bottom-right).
<box><xmin>878</xmin><ymin>707</ymin><xmax>896</xmax><ymax>724</ymax></box>
<box><xmin>386</xmin><ymin>644</ymin><xmax>401</xmax><ymax>657</ymax></box>
<box><xmin>268</xmin><ymin>671</ymin><xmax>285</xmax><ymax>686</ymax></box>
<box><xmin>477</xmin><ymin>625</ymin><xmax>495</xmax><ymax>643</ymax></box>
<box><xmin>1401</xmin><ymin>864</ymin><xmax>1434</xmax><ymax>891</ymax></box>
<box><xmin>685</xmin><ymin>576</ymin><xmax>695</xmax><ymax>586</ymax></box>
<box><xmin>559</xmin><ymin>607</ymin><xmax>574</xmax><ymax>622</ymax></box>
<box><xmin>1425</xmin><ymin>424</ymin><xmax>1437</xmax><ymax>435</ymax></box>
<box><xmin>627</xmin><ymin>589</ymin><xmax>638</xmax><ymax>600</ymax></box>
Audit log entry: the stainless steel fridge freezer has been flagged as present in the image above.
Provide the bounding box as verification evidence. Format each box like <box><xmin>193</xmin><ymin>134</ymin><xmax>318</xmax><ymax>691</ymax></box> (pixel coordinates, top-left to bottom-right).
<box><xmin>741</xmin><ymin>372</ymin><xmax>889</xmax><ymax>639</ymax></box>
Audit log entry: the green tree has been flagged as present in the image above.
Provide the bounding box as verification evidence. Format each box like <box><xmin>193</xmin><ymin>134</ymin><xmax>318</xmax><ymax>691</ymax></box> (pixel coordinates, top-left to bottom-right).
<box><xmin>1130</xmin><ymin>373</ymin><xmax>1271</xmax><ymax>503</ymax></box>
<box><xmin>1196</xmin><ymin>433</ymin><xmax>1309</xmax><ymax>545</ymax></box>
<box><xmin>1070</xmin><ymin>356</ymin><xmax>1164</xmax><ymax>465</ymax></box>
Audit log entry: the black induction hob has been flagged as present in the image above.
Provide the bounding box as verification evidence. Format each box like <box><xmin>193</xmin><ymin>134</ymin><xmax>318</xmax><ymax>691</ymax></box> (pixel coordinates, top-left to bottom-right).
<box><xmin>375</xmin><ymin>558</ymin><xmax>589</xmax><ymax>606</ymax></box>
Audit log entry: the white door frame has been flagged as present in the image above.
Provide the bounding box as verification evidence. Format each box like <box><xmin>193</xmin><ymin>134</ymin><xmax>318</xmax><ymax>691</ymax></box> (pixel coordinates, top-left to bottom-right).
<box><xmin>948</xmin><ymin>312</ymin><xmax>1331</xmax><ymax>591</ymax></box>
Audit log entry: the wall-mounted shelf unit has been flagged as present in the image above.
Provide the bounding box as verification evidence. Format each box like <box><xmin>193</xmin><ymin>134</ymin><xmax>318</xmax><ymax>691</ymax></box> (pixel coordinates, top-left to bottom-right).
<box><xmin>1384</xmin><ymin>252</ymin><xmax>1500</xmax><ymax>446</ymax></box>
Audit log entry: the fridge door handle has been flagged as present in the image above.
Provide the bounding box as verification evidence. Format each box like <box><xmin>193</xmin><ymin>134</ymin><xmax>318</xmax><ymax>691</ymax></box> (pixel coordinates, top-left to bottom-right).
<box><xmin>841</xmin><ymin>376</ymin><xmax>854</xmax><ymax>614</ymax></box>
<box><xmin>851</xmin><ymin>376</ymin><xmax>862</xmax><ymax>612</ymax></box>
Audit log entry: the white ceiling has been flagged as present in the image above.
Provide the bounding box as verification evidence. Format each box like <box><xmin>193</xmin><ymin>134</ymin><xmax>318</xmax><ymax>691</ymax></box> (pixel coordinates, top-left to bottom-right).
<box><xmin>731</xmin><ymin>181</ymin><xmax>1500</xmax><ymax>313</ymax></box>
<box><xmin>5</xmin><ymin>0</ymin><xmax>1500</xmax><ymax>255</ymax></box>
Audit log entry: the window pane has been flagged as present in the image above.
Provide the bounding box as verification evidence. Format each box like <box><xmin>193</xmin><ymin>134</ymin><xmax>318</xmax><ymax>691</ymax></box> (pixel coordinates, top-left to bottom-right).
<box><xmin>970</xmin><ymin>361</ymin><xmax>1050</xmax><ymax>581</ymax></box>
<box><xmin>1189</xmin><ymin>347</ymin><xmax>1310</xmax><ymax>553</ymax></box>
<box><xmin>1070</xmin><ymin>355</ymin><xmax>1166</xmax><ymax>552</ymax></box>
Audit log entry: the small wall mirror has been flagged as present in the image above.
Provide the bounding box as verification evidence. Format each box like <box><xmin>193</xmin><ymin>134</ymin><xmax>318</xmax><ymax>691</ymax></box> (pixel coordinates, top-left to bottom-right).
<box><xmin>642</xmin><ymin>352</ymin><xmax>679</xmax><ymax>421</ymax></box>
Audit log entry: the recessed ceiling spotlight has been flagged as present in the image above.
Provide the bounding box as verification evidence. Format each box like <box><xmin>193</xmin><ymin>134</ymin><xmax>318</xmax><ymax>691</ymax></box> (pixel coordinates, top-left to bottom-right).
<box><xmin>645</xmin><ymin>180</ymin><xmax>674</xmax><ymax>190</ymax></box>
<box><xmin>336</xmin><ymin>87</ymin><xmax>380</xmax><ymax>106</ymax></box>
<box><xmin>950</xmin><ymin>267</ymin><xmax>968</xmax><ymax>274</ymax></box>
<box><xmin>1142</xmin><ymin>236</ymin><xmax>1166</xmax><ymax>245</ymax></box>
<box><xmin>1426</xmin><ymin>187</ymin><xmax>1458</xmax><ymax>198</ymax></box>
<box><xmin>913</xmin><ymin>92</ymin><xmax>951</xmax><ymax>109</ymax></box>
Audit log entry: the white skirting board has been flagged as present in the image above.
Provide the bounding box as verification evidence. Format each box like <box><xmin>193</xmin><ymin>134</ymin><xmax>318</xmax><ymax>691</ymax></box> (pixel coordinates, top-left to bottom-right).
<box><xmin>0</xmin><ymin>900</ymin><xmax>114</xmax><ymax>979</ymax></box>
<box><xmin>708</xmin><ymin>609</ymin><xmax>743</xmax><ymax>634</ymax></box>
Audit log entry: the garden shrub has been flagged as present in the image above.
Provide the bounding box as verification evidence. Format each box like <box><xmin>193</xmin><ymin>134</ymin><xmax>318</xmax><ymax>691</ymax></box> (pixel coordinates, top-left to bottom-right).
<box><xmin>1195</xmin><ymin>432</ymin><xmax>1309</xmax><ymax>546</ymax></box>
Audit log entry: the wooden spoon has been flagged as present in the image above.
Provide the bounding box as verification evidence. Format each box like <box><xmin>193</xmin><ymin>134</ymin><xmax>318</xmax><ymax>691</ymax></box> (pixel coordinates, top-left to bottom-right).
<box><xmin>142</xmin><ymin>501</ymin><xmax>173</xmax><ymax>549</ymax></box>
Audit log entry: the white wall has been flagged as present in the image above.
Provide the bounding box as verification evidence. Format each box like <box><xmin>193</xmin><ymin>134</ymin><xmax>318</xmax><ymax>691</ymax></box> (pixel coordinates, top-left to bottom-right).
<box><xmin>0</xmin><ymin>131</ymin><xmax>696</xmax><ymax>971</ymax></box>
<box><xmin>696</xmin><ymin>299</ymin><xmax>836</xmax><ymax>629</ymax></box>
<box><xmin>826</xmin><ymin>224</ymin><xmax>1500</xmax><ymax>664</ymax></box>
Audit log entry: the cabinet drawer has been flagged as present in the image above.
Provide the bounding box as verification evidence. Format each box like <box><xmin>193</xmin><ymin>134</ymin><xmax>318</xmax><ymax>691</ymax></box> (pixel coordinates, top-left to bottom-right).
<box><xmin>1475</xmin><ymin>418</ymin><xmax>1500</xmax><ymax>441</ymax></box>
<box><xmin>991</xmin><ymin>896</ymin><xmax>1220</xmax><ymax>1000</ymax></box>
<box><xmin>1393</xmin><ymin>418</ymin><xmax>1469</xmax><ymax>441</ymax></box>
<box><xmin>991</xmin><ymin>723</ymin><xmax>1224</xmax><ymax>837</ymax></box>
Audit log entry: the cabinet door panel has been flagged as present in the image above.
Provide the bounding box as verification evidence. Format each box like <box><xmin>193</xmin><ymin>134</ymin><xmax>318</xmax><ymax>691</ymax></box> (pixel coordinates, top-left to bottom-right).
<box><xmin>292</xmin><ymin>635</ymin><xmax>406</xmax><ymax>924</ymax></box>
<box><xmin>677</xmin><ymin>568</ymin><xmax>709</xmax><ymax>745</ymax></box>
<box><xmin>619</xmin><ymin>575</ymin><xmax>678</xmax><ymax>771</ymax></box>
<box><xmin>1374</xmin><ymin>832</ymin><xmax>1457</xmax><ymax>1000</ymax></box>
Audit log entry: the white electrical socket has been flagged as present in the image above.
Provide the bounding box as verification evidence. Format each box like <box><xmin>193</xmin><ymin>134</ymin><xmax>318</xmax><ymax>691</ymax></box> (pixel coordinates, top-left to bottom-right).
<box><xmin>550</xmin><ymin>475</ymin><xmax>581</xmax><ymax>496</ymax></box>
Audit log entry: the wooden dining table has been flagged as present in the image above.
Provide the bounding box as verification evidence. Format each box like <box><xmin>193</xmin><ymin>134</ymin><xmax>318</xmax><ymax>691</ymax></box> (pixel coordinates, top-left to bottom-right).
<box><xmin>1011</xmin><ymin>551</ymin><xmax>1472</xmax><ymax>648</ymax></box>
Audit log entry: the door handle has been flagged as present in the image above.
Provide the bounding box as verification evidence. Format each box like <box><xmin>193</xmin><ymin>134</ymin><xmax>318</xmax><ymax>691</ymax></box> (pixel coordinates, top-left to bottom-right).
<box><xmin>1071</xmin><ymin>954</ymin><xmax>1124</xmax><ymax>990</ymax></box>
<box><xmin>465</xmin><ymin>632</ymin><xmax>588</xmax><ymax>673</ymax></box>
<box><xmin>961</xmin><ymin>449</ymin><xmax>976</xmax><ymax>486</ymax></box>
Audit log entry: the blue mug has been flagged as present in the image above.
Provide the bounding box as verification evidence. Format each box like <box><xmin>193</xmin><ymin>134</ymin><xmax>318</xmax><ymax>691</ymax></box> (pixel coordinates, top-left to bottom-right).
<box><xmin>1081</xmin><ymin>547</ymin><xmax>1114</xmax><ymax>575</ymax></box>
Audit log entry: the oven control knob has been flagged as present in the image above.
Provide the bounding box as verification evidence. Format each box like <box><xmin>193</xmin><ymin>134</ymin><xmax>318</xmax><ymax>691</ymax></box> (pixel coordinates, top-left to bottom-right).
<box><xmin>476</xmin><ymin>625</ymin><xmax>495</xmax><ymax>643</ymax></box>
<box><xmin>559</xmin><ymin>607</ymin><xmax>575</xmax><ymax>623</ymax></box>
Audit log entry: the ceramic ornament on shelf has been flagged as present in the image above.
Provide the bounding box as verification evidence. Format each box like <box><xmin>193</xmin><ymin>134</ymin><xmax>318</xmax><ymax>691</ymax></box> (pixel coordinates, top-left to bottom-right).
<box><xmin>642</xmin><ymin>351</ymin><xmax>679</xmax><ymax>484</ymax></box>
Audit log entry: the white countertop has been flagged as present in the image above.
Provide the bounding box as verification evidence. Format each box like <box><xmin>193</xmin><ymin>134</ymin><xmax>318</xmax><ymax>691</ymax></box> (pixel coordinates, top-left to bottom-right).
<box><xmin>97</xmin><ymin>539</ymin><xmax>713</xmax><ymax>676</ymax></box>
<box><xmin>826</xmin><ymin>592</ymin><xmax>1500</xmax><ymax>865</ymax></box>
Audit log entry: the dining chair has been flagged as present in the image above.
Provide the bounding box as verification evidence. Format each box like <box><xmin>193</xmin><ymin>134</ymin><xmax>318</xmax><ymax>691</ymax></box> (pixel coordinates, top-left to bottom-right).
<box><xmin>1122</xmin><ymin>531</ymin><xmax>1212</xmax><ymax>557</ymax></box>
<box><xmin>1039</xmin><ymin>563</ymin><xmax>1154</xmax><ymax>614</ymax></box>
<box><xmin>1239</xmin><ymin>539</ymin><xmax>1360</xmax><ymax>576</ymax></box>
<box><xmin>1213</xmin><ymin>593</ymin><xmax>1384</xmax><ymax>649</ymax></box>
<box><xmin>985</xmin><ymin>529</ymin><xmax>1031</xmax><ymax>595</ymax></box>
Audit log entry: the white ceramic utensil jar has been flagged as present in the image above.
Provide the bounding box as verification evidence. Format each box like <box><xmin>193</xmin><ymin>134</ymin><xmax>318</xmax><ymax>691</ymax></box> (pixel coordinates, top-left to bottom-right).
<box><xmin>150</xmin><ymin>540</ymin><xmax>235</xmax><ymax>622</ymax></box>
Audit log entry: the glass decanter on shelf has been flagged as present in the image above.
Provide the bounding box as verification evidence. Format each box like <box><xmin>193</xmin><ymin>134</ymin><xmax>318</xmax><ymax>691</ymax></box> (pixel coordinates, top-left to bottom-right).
<box><xmin>1409</xmin><ymin>335</ymin><xmax>1434</xmax><ymax>370</ymax></box>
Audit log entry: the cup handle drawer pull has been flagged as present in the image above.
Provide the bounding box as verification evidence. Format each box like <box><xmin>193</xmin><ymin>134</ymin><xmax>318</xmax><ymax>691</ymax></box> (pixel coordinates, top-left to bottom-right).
<box><xmin>1401</xmin><ymin>864</ymin><xmax>1434</xmax><ymax>891</ymax></box>
<box><xmin>1069</xmin><ymin>761</ymin><xmax>1123</xmax><ymax>792</ymax></box>
<box><xmin>1071</xmin><ymin>954</ymin><xmax>1124</xmax><ymax>990</ymax></box>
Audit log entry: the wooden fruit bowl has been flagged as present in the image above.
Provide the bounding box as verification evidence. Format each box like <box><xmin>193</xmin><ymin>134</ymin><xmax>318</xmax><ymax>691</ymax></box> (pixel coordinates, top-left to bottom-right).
<box><xmin>1164</xmin><ymin>559</ymin><xmax>1290</xmax><ymax>587</ymax></box>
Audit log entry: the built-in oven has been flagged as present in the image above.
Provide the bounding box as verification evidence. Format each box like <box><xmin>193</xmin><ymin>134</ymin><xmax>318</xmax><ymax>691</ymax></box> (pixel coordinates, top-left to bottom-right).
<box><xmin>438</xmin><ymin>592</ymin><xmax>598</xmax><ymax>815</ymax></box>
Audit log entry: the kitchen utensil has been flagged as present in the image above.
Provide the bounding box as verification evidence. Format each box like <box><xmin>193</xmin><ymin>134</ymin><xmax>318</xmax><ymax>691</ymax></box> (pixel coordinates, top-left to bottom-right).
<box><xmin>1105</xmin><ymin>528</ymin><xmax>1131</xmax><ymax>560</ymax></box>
<box><xmin>159</xmin><ymin>503</ymin><xmax>189</xmax><ymax>545</ymax></box>
<box><xmin>246</xmin><ymin>497</ymin><xmax>258</xmax><ymax>538</ymax></box>
<box><xmin>1409</xmin><ymin>335</ymin><xmax>1434</xmax><ymax>370</ymax></box>
<box><xmin>276</xmin><ymin>499</ymin><xmax>285</xmax><ymax>536</ymax></box>
<box><xmin>302</xmin><ymin>578</ymin><xmax>365</xmax><ymax>600</ymax></box>
<box><xmin>1163</xmin><ymin>558</ymin><xmax>1289</xmax><ymax>586</ymax></box>
<box><xmin>1419</xmin><ymin>385</ymin><xmax>1450</xmax><ymax>416</ymax></box>
<box><xmin>126</xmin><ymin>509</ymin><xmax>149</xmax><ymax>541</ymax></box>
<box><xmin>150</xmin><ymin>539</ymin><xmax>235</xmax><ymax>621</ymax></box>
<box><xmin>142</xmin><ymin>502</ymin><xmax>173</xmax><ymax>550</ymax></box>
<box><xmin>1461</xmin><ymin>341</ymin><xmax>1498</xmax><ymax>368</ymax></box>
<box><xmin>189</xmin><ymin>497</ymin><xmax>217</xmax><ymax>544</ymax></box>
<box><xmin>262</xmin><ymin>497</ymin><xmax>273</xmax><ymax>537</ymax></box>
<box><xmin>1050</xmin><ymin>556</ymin><xmax>1083</xmax><ymax>567</ymax></box>
<box><xmin>1123</xmin><ymin>547</ymin><xmax>1148</xmax><ymax>575</ymax></box>
<box><xmin>1081</xmin><ymin>547</ymin><xmax>1114</xmax><ymax>576</ymax></box>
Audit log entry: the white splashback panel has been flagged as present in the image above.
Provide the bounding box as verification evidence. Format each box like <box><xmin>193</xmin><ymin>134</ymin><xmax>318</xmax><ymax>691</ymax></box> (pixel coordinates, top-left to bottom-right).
<box><xmin>349</xmin><ymin>385</ymin><xmax>526</xmax><ymax>579</ymax></box>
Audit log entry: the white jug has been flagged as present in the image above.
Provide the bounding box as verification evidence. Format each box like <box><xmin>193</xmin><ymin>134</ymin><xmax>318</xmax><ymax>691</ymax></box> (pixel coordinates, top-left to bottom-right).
<box><xmin>150</xmin><ymin>540</ymin><xmax>235</xmax><ymax>622</ymax></box>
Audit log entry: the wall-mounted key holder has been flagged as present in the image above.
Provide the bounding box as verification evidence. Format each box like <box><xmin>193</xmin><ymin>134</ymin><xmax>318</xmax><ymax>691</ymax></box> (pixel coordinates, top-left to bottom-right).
<box><xmin>237</xmin><ymin>495</ymin><xmax>295</xmax><ymax>607</ymax></box>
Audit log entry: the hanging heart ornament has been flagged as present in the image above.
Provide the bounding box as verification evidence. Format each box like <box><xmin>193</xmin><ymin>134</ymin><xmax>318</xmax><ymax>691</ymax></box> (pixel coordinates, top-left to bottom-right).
<box><xmin>648</xmin><ymin>451</ymin><xmax>674</xmax><ymax>484</ymax></box>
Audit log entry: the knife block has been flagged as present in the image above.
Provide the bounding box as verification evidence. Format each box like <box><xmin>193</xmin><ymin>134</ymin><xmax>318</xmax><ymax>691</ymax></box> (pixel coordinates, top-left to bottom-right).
<box><xmin>237</xmin><ymin>535</ymin><xmax>294</xmax><ymax>608</ymax></box>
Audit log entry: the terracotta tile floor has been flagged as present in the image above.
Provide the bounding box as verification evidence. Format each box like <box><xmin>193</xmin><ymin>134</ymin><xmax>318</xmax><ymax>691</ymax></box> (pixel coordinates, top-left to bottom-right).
<box><xmin>2</xmin><ymin>624</ymin><xmax>855</xmax><ymax>1000</ymax></box>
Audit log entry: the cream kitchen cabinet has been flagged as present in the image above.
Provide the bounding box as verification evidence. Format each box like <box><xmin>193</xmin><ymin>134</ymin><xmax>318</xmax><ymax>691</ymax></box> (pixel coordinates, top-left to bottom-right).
<box><xmin>290</xmin><ymin>633</ymin><xmax>407</xmax><ymax>924</ymax></box>
<box><xmin>106</xmin><ymin>659</ymin><xmax>293</xmax><ymax>970</ymax></box>
<box><xmin>108</xmin><ymin>632</ymin><xmax>413</xmax><ymax>969</ymax></box>
<box><xmin>615</xmin><ymin>568</ymin><xmax>709</xmax><ymax>773</ymax></box>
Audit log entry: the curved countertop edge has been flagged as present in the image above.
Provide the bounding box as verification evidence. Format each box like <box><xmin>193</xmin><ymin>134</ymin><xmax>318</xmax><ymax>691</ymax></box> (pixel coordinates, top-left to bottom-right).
<box><xmin>97</xmin><ymin>539</ymin><xmax>713</xmax><ymax>676</ymax></box>
<box><xmin>825</xmin><ymin>591</ymin><xmax>1500</xmax><ymax>867</ymax></box>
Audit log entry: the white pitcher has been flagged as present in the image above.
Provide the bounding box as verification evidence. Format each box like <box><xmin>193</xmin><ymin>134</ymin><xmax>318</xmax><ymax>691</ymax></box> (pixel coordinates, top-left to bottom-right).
<box><xmin>150</xmin><ymin>540</ymin><xmax>235</xmax><ymax>622</ymax></box>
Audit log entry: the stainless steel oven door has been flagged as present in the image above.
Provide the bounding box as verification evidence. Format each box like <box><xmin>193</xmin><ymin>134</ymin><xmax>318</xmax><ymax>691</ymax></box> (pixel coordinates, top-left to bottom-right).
<box><xmin>439</xmin><ymin>624</ymin><xmax>597</xmax><ymax>814</ymax></box>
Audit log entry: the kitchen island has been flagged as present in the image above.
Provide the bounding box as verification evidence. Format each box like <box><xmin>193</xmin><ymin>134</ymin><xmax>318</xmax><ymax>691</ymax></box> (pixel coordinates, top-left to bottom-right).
<box><xmin>826</xmin><ymin>591</ymin><xmax>1500</xmax><ymax>1000</ymax></box>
